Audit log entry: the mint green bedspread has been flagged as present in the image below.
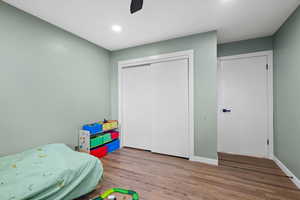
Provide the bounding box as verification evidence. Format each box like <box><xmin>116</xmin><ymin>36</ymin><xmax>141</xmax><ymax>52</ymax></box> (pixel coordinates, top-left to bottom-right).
<box><xmin>0</xmin><ymin>144</ymin><xmax>103</xmax><ymax>200</ymax></box>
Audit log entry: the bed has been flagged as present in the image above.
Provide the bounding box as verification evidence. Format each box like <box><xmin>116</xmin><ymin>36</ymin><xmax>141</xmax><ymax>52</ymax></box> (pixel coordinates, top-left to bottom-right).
<box><xmin>0</xmin><ymin>143</ymin><xmax>103</xmax><ymax>200</ymax></box>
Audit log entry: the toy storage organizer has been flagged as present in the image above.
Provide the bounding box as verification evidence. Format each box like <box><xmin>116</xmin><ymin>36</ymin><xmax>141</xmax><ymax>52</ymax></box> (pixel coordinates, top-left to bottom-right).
<box><xmin>79</xmin><ymin>120</ymin><xmax>120</xmax><ymax>159</ymax></box>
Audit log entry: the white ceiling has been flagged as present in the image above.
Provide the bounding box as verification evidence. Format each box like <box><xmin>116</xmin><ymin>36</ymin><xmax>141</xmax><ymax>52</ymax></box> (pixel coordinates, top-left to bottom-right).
<box><xmin>3</xmin><ymin>0</ymin><xmax>300</xmax><ymax>50</ymax></box>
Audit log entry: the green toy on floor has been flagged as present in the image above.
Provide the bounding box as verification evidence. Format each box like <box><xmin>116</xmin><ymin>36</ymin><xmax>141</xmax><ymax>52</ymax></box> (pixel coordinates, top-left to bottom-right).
<box><xmin>92</xmin><ymin>188</ymin><xmax>139</xmax><ymax>200</ymax></box>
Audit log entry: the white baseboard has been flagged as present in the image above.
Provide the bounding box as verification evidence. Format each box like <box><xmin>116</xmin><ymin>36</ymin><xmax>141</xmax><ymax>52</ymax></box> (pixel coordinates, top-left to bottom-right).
<box><xmin>190</xmin><ymin>156</ymin><xmax>218</xmax><ymax>166</ymax></box>
<box><xmin>273</xmin><ymin>156</ymin><xmax>300</xmax><ymax>189</ymax></box>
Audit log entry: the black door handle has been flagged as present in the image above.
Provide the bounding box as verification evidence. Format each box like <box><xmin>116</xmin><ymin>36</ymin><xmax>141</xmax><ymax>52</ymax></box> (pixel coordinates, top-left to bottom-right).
<box><xmin>223</xmin><ymin>109</ymin><xmax>231</xmax><ymax>113</ymax></box>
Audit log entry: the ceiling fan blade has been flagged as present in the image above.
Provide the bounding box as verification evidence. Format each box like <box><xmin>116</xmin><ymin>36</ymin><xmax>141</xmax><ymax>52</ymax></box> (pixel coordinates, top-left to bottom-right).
<box><xmin>130</xmin><ymin>0</ymin><xmax>143</xmax><ymax>14</ymax></box>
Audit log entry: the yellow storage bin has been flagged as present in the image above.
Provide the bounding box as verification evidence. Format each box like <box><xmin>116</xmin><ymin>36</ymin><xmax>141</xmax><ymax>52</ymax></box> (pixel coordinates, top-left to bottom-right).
<box><xmin>103</xmin><ymin>120</ymin><xmax>118</xmax><ymax>131</ymax></box>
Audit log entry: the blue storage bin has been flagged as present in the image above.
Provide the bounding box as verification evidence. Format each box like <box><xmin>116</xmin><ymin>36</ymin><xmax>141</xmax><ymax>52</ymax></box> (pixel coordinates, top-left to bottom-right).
<box><xmin>82</xmin><ymin>123</ymin><xmax>103</xmax><ymax>134</ymax></box>
<box><xmin>106</xmin><ymin>139</ymin><xmax>120</xmax><ymax>153</ymax></box>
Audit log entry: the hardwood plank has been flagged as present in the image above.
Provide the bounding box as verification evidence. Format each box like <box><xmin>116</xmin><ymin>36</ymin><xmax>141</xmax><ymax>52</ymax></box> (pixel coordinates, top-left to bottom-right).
<box><xmin>76</xmin><ymin>148</ymin><xmax>300</xmax><ymax>200</ymax></box>
<box><xmin>218</xmin><ymin>152</ymin><xmax>278</xmax><ymax>168</ymax></box>
<box><xmin>219</xmin><ymin>165</ymin><xmax>296</xmax><ymax>189</ymax></box>
<box><xmin>219</xmin><ymin>160</ymin><xmax>287</xmax><ymax>177</ymax></box>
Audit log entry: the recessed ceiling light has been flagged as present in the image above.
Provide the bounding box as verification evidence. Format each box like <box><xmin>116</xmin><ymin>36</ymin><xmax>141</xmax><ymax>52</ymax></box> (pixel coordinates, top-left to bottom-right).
<box><xmin>112</xmin><ymin>25</ymin><xmax>122</xmax><ymax>33</ymax></box>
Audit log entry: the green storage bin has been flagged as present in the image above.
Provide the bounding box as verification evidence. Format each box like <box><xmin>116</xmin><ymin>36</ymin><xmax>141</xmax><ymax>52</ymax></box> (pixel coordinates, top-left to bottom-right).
<box><xmin>90</xmin><ymin>133</ymin><xmax>112</xmax><ymax>148</ymax></box>
<box><xmin>90</xmin><ymin>136</ymin><xmax>103</xmax><ymax>148</ymax></box>
<box><xmin>102</xmin><ymin>133</ymin><xmax>112</xmax><ymax>144</ymax></box>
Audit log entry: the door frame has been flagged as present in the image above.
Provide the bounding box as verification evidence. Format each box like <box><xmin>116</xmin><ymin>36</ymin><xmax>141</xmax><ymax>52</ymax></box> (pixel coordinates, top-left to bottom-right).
<box><xmin>217</xmin><ymin>50</ymin><xmax>274</xmax><ymax>159</ymax></box>
<box><xmin>118</xmin><ymin>50</ymin><xmax>195</xmax><ymax>159</ymax></box>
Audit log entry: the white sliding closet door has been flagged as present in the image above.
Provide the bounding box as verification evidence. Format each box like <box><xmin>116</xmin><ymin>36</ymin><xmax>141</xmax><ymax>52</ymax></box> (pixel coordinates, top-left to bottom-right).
<box><xmin>122</xmin><ymin>65</ymin><xmax>152</xmax><ymax>150</ymax></box>
<box><xmin>151</xmin><ymin>59</ymin><xmax>189</xmax><ymax>158</ymax></box>
<box><xmin>122</xmin><ymin>59</ymin><xmax>190</xmax><ymax>158</ymax></box>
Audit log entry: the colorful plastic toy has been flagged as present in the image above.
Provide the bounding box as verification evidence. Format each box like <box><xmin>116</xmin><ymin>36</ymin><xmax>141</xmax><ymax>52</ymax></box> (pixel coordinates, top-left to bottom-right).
<box><xmin>93</xmin><ymin>188</ymin><xmax>139</xmax><ymax>200</ymax></box>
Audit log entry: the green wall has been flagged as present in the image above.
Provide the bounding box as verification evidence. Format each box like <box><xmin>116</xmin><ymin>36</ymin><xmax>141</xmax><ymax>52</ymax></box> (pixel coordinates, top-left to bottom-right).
<box><xmin>0</xmin><ymin>1</ymin><xmax>218</xmax><ymax>159</ymax></box>
<box><xmin>273</xmin><ymin>6</ymin><xmax>300</xmax><ymax>178</ymax></box>
<box><xmin>218</xmin><ymin>36</ymin><xmax>273</xmax><ymax>57</ymax></box>
<box><xmin>110</xmin><ymin>32</ymin><xmax>218</xmax><ymax>159</ymax></box>
<box><xmin>0</xmin><ymin>1</ymin><xmax>111</xmax><ymax>155</ymax></box>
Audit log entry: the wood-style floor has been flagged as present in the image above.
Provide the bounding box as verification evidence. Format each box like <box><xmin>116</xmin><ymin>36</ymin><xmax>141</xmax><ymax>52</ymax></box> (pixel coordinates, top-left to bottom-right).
<box><xmin>77</xmin><ymin>148</ymin><xmax>300</xmax><ymax>200</ymax></box>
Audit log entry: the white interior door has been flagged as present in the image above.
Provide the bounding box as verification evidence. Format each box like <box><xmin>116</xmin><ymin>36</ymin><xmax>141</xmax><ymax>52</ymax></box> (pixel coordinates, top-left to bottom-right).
<box><xmin>122</xmin><ymin>65</ymin><xmax>152</xmax><ymax>150</ymax></box>
<box><xmin>218</xmin><ymin>56</ymin><xmax>269</xmax><ymax>158</ymax></box>
<box><xmin>151</xmin><ymin>59</ymin><xmax>189</xmax><ymax>158</ymax></box>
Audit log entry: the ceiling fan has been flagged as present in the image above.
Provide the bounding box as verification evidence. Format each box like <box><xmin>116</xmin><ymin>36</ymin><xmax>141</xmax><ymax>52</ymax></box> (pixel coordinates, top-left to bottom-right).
<box><xmin>130</xmin><ymin>0</ymin><xmax>144</xmax><ymax>14</ymax></box>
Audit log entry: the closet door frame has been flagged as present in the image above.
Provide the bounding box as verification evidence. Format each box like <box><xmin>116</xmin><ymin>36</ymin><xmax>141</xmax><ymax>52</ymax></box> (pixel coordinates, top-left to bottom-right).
<box><xmin>118</xmin><ymin>50</ymin><xmax>195</xmax><ymax>159</ymax></box>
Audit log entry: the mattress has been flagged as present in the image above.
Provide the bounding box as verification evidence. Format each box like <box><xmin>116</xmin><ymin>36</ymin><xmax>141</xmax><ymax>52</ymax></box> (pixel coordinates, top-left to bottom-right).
<box><xmin>0</xmin><ymin>143</ymin><xmax>103</xmax><ymax>200</ymax></box>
